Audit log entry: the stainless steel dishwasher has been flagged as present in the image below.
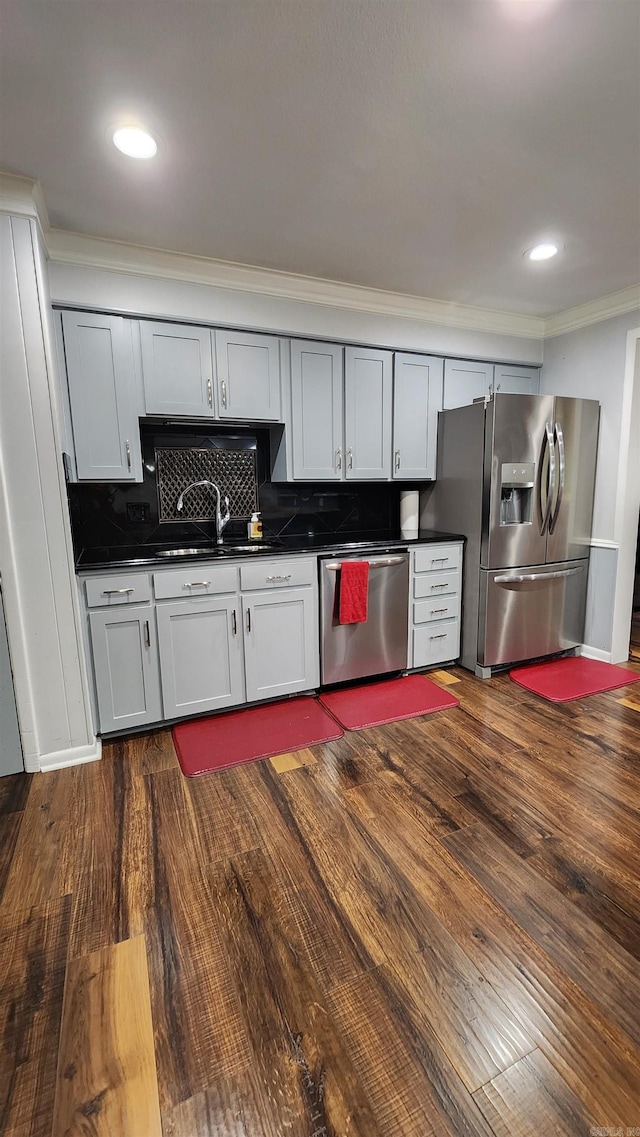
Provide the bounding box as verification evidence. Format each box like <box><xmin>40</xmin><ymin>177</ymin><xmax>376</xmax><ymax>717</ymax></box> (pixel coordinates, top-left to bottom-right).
<box><xmin>319</xmin><ymin>552</ymin><xmax>410</xmax><ymax>685</ymax></box>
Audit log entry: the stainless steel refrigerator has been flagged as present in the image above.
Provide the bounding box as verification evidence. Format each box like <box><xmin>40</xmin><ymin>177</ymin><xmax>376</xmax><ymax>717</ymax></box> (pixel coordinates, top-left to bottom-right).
<box><xmin>422</xmin><ymin>393</ymin><xmax>600</xmax><ymax>675</ymax></box>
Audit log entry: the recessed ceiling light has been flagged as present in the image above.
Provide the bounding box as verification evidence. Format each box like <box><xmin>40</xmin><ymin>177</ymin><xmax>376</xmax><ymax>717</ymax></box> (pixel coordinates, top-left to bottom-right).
<box><xmin>112</xmin><ymin>126</ymin><xmax>158</xmax><ymax>159</ymax></box>
<box><xmin>526</xmin><ymin>243</ymin><xmax>559</xmax><ymax>261</ymax></box>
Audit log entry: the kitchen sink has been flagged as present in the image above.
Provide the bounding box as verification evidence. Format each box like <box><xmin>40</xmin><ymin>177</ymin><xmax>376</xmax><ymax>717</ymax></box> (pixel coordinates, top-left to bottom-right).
<box><xmin>156</xmin><ymin>544</ymin><xmax>276</xmax><ymax>558</ymax></box>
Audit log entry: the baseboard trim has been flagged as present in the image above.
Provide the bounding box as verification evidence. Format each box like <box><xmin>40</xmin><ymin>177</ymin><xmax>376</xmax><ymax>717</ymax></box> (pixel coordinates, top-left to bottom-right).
<box><xmin>39</xmin><ymin>737</ymin><xmax>102</xmax><ymax>771</ymax></box>
<box><xmin>579</xmin><ymin>645</ymin><xmax>612</xmax><ymax>663</ymax></box>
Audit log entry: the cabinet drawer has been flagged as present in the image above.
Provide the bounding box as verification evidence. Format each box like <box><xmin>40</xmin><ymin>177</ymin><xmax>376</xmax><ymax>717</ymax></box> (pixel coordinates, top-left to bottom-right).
<box><xmin>240</xmin><ymin>558</ymin><xmax>315</xmax><ymax>591</ymax></box>
<box><xmin>413</xmin><ymin>622</ymin><xmax>460</xmax><ymax>667</ymax></box>
<box><xmin>413</xmin><ymin>596</ymin><xmax>460</xmax><ymax>624</ymax></box>
<box><xmin>85</xmin><ymin>573</ymin><xmax>152</xmax><ymax>607</ymax></box>
<box><xmin>413</xmin><ymin>570</ymin><xmax>459</xmax><ymax>599</ymax></box>
<box><xmin>414</xmin><ymin>544</ymin><xmax>461</xmax><ymax>574</ymax></box>
<box><xmin>153</xmin><ymin>564</ymin><xmax>238</xmax><ymax>600</ymax></box>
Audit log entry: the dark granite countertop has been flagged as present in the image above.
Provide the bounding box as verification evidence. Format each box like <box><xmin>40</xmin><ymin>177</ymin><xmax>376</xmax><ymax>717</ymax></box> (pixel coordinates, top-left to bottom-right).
<box><xmin>75</xmin><ymin>529</ymin><xmax>465</xmax><ymax>571</ymax></box>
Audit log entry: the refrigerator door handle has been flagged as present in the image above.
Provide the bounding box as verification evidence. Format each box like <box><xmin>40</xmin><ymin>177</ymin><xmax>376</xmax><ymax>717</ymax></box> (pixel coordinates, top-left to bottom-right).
<box><xmin>548</xmin><ymin>422</ymin><xmax>566</xmax><ymax>534</ymax></box>
<box><xmin>494</xmin><ymin>566</ymin><xmax>583</xmax><ymax>584</ymax></box>
<box><xmin>539</xmin><ymin>421</ymin><xmax>556</xmax><ymax>535</ymax></box>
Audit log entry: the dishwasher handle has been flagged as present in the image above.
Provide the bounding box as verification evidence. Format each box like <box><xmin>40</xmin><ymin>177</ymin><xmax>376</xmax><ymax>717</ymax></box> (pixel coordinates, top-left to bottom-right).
<box><xmin>323</xmin><ymin>556</ymin><xmax>407</xmax><ymax>571</ymax></box>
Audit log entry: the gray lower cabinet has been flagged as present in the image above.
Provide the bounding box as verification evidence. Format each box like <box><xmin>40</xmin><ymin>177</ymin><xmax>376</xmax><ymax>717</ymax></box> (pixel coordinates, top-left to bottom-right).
<box><xmin>156</xmin><ymin>596</ymin><xmax>244</xmax><ymax>718</ymax></box>
<box><xmin>393</xmin><ymin>353</ymin><xmax>443</xmax><ymax>480</ymax></box>
<box><xmin>61</xmin><ymin>311</ymin><xmax>142</xmax><ymax>481</ymax></box>
<box><xmin>409</xmin><ymin>542</ymin><xmax>463</xmax><ymax>668</ymax></box>
<box><xmin>89</xmin><ymin>606</ymin><xmax>162</xmax><ymax>733</ymax></box>
<box><xmin>242</xmin><ymin>587</ymin><xmax>319</xmax><ymax>702</ymax></box>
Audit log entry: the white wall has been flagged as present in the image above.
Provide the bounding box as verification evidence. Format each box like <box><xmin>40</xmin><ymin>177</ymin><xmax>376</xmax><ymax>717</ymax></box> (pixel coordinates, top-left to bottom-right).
<box><xmin>48</xmin><ymin>261</ymin><xmax>543</xmax><ymax>367</ymax></box>
<box><xmin>541</xmin><ymin>309</ymin><xmax>640</xmax><ymax>656</ymax></box>
<box><xmin>541</xmin><ymin>309</ymin><xmax>640</xmax><ymax>539</ymax></box>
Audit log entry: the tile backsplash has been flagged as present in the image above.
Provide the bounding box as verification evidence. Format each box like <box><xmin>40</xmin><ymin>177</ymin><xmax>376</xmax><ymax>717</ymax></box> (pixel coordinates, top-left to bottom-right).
<box><xmin>67</xmin><ymin>423</ymin><xmax>400</xmax><ymax>556</ymax></box>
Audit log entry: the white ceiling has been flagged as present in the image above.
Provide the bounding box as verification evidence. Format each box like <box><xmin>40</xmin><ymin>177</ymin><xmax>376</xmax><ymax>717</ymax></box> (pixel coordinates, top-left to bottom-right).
<box><xmin>1</xmin><ymin>0</ymin><xmax>639</xmax><ymax>317</ymax></box>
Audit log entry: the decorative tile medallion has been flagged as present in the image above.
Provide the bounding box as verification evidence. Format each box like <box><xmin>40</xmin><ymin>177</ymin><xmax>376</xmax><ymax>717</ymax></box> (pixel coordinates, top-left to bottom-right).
<box><xmin>156</xmin><ymin>447</ymin><xmax>258</xmax><ymax>522</ymax></box>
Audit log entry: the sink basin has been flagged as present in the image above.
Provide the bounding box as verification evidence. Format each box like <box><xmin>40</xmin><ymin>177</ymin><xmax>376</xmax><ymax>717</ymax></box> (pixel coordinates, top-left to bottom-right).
<box><xmin>156</xmin><ymin>544</ymin><xmax>276</xmax><ymax>558</ymax></box>
<box><xmin>156</xmin><ymin>547</ymin><xmax>217</xmax><ymax>557</ymax></box>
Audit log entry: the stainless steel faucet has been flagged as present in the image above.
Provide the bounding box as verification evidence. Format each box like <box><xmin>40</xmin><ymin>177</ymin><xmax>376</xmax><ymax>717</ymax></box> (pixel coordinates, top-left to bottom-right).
<box><xmin>176</xmin><ymin>480</ymin><xmax>230</xmax><ymax>545</ymax></box>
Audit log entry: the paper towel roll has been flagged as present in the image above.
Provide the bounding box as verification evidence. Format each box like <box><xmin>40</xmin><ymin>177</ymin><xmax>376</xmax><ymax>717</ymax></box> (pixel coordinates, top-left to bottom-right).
<box><xmin>400</xmin><ymin>489</ymin><xmax>419</xmax><ymax>538</ymax></box>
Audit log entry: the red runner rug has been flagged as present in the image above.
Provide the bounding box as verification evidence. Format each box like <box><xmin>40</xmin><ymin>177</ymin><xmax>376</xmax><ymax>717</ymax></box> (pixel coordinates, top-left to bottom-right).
<box><xmin>318</xmin><ymin>673</ymin><xmax>459</xmax><ymax>731</ymax></box>
<box><xmin>173</xmin><ymin>696</ymin><xmax>343</xmax><ymax>777</ymax></box>
<box><xmin>510</xmin><ymin>656</ymin><xmax>640</xmax><ymax>702</ymax></box>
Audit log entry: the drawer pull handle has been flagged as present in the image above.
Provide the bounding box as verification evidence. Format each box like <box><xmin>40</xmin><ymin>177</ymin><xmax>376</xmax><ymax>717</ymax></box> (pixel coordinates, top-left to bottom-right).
<box><xmin>266</xmin><ymin>574</ymin><xmax>292</xmax><ymax>582</ymax></box>
<box><xmin>103</xmin><ymin>587</ymin><xmax>135</xmax><ymax>595</ymax></box>
<box><xmin>232</xmin><ymin>609</ymin><xmax>237</xmax><ymax>635</ymax></box>
<box><xmin>144</xmin><ymin>620</ymin><xmax>151</xmax><ymax>648</ymax></box>
<box><xmin>431</xmin><ymin>556</ymin><xmax>449</xmax><ymax>563</ymax></box>
<box><xmin>431</xmin><ymin>608</ymin><xmax>448</xmax><ymax>614</ymax></box>
<box><xmin>430</xmin><ymin>583</ymin><xmax>448</xmax><ymax>590</ymax></box>
<box><xmin>183</xmin><ymin>581</ymin><xmax>211</xmax><ymax>588</ymax></box>
<box><xmin>429</xmin><ymin>633</ymin><xmax>448</xmax><ymax>640</ymax></box>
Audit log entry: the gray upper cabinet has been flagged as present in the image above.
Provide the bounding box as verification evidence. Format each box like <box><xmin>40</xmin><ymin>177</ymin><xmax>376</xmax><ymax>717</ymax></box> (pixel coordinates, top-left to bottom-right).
<box><xmin>344</xmin><ymin>347</ymin><xmax>393</xmax><ymax>480</ymax></box>
<box><xmin>215</xmin><ymin>330</ymin><xmax>281</xmax><ymax>421</ymax></box>
<box><xmin>443</xmin><ymin>359</ymin><xmax>494</xmax><ymax>409</ymax></box>
<box><xmin>393</xmin><ymin>353</ymin><xmax>444</xmax><ymax>480</ymax></box>
<box><xmin>493</xmin><ymin>363</ymin><xmax>540</xmax><ymax>395</ymax></box>
<box><xmin>140</xmin><ymin>320</ymin><xmax>214</xmax><ymax>416</ymax></box>
<box><xmin>291</xmin><ymin>341</ymin><xmax>344</xmax><ymax>480</ymax></box>
<box><xmin>62</xmin><ymin>311</ymin><xmax>142</xmax><ymax>481</ymax></box>
<box><xmin>89</xmin><ymin>606</ymin><xmax>162</xmax><ymax>733</ymax></box>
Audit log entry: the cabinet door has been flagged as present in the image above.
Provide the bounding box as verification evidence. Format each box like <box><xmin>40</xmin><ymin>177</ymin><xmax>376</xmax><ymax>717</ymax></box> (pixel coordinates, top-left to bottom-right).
<box><xmin>62</xmin><ymin>312</ymin><xmax>142</xmax><ymax>481</ymax></box>
<box><xmin>140</xmin><ymin>321</ymin><xmax>214</xmax><ymax>416</ymax></box>
<box><xmin>215</xmin><ymin>330</ymin><xmax>281</xmax><ymax>420</ymax></box>
<box><xmin>393</xmin><ymin>354</ymin><xmax>443</xmax><ymax>480</ymax></box>
<box><xmin>443</xmin><ymin>359</ymin><xmax>494</xmax><ymax>409</ymax></box>
<box><xmin>242</xmin><ymin>588</ymin><xmax>319</xmax><ymax>702</ymax></box>
<box><xmin>89</xmin><ymin>607</ymin><xmax>162</xmax><ymax>734</ymax></box>
<box><xmin>344</xmin><ymin>347</ymin><xmax>393</xmax><ymax>480</ymax></box>
<box><xmin>291</xmin><ymin>341</ymin><xmax>343</xmax><ymax>480</ymax></box>
<box><xmin>156</xmin><ymin>597</ymin><xmax>244</xmax><ymax>718</ymax></box>
<box><xmin>493</xmin><ymin>364</ymin><xmax>540</xmax><ymax>396</ymax></box>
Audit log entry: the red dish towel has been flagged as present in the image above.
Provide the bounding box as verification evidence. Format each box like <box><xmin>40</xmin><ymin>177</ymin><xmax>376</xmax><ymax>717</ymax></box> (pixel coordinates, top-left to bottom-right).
<box><xmin>339</xmin><ymin>561</ymin><xmax>370</xmax><ymax>624</ymax></box>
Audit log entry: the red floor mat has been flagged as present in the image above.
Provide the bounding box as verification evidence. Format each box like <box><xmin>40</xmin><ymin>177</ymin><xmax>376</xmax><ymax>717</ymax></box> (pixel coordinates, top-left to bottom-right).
<box><xmin>173</xmin><ymin>696</ymin><xmax>343</xmax><ymax>777</ymax></box>
<box><xmin>318</xmin><ymin>674</ymin><xmax>459</xmax><ymax>731</ymax></box>
<box><xmin>510</xmin><ymin>656</ymin><xmax>640</xmax><ymax>702</ymax></box>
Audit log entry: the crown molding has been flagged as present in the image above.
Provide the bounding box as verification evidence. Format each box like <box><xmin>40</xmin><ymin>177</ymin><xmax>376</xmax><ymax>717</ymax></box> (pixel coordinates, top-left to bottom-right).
<box><xmin>0</xmin><ymin>172</ymin><xmax>50</xmax><ymax>236</ymax></box>
<box><xmin>544</xmin><ymin>283</ymin><xmax>640</xmax><ymax>338</ymax></box>
<box><xmin>46</xmin><ymin>228</ymin><xmax>545</xmax><ymax>340</ymax></box>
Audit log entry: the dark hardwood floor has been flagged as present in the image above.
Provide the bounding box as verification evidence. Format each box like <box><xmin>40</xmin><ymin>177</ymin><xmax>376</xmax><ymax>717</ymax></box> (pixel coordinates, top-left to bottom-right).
<box><xmin>2</xmin><ymin>661</ymin><xmax>640</xmax><ymax>1136</ymax></box>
